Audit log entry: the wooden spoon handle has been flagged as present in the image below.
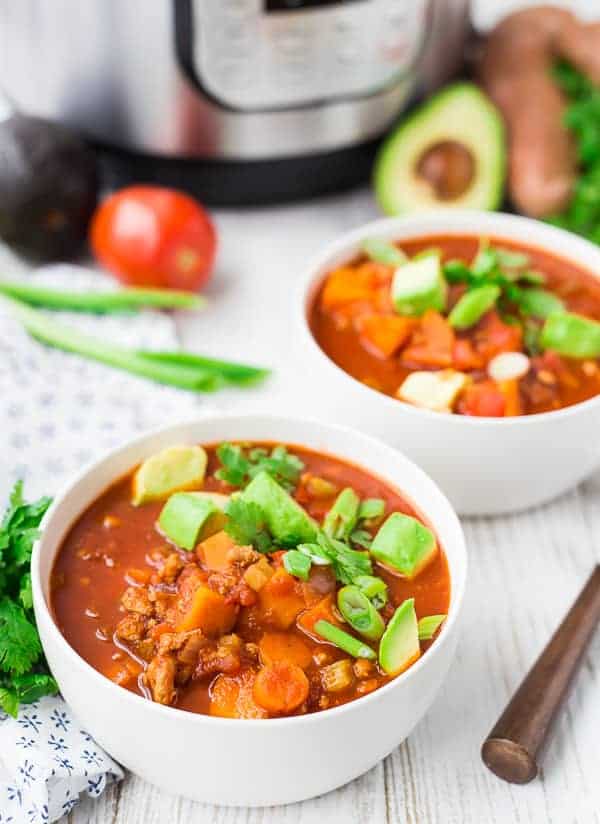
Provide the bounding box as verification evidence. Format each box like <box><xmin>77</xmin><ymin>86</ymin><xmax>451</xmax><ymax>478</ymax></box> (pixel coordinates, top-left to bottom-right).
<box><xmin>482</xmin><ymin>565</ymin><xmax>600</xmax><ymax>784</ymax></box>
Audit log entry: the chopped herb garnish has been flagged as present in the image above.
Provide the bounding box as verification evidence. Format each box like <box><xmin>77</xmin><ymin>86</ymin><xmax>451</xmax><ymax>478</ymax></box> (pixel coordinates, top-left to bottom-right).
<box><xmin>0</xmin><ymin>482</ymin><xmax>58</xmax><ymax>717</ymax></box>
<box><xmin>223</xmin><ymin>498</ymin><xmax>274</xmax><ymax>554</ymax></box>
<box><xmin>215</xmin><ymin>443</ymin><xmax>304</xmax><ymax>491</ymax></box>
<box><xmin>299</xmin><ymin>532</ymin><xmax>372</xmax><ymax>585</ymax></box>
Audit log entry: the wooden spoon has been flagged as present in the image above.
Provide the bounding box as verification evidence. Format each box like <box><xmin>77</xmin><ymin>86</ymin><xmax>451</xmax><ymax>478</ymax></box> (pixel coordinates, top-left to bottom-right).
<box><xmin>482</xmin><ymin>565</ymin><xmax>600</xmax><ymax>784</ymax></box>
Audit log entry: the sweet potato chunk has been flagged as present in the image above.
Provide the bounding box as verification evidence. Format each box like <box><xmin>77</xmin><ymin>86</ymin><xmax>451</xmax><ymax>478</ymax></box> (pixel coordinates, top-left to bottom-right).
<box><xmin>259</xmin><ymin>632</ymin><xmax>313</xmax><ymax>670</ymax></box>
<box><xmin>210</xmin><ymin>670</ymin><xmax>267</xmax><ymax>719</ymax></box>
<box><xmin>176</xmin><ymin>584</ymin><xmax>238</xmax><ymax>636</ymax></box>
<box><xmin>258</xmin><ymin>568</ymin><xmax>305</xmax><ymax>630</ymax></box>
<box><xmin>297</xmin><ymin>594</ymin><xmax>341</xmax><ymax>639</ymax></box>
<box><xmin>197</xmin><ymin>530</ymin><xmax>236</xmax><ymax>572</ymax></box>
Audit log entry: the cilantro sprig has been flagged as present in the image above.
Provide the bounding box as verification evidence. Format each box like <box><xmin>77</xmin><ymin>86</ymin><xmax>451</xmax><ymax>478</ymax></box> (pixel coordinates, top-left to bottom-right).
<box><xmin>0</xmin><ymin>482</ymin><xmax>58</xmax><ymax>717</ymax></box>
<box><xmin>215</xmin><ymin>443</ymin><xmax>304</xmax><ymax>491</ymax></box>
<box><xmin>223</xmin><ymin>498</ymin><xmax>274</xmax><ymax>554</ymax></box>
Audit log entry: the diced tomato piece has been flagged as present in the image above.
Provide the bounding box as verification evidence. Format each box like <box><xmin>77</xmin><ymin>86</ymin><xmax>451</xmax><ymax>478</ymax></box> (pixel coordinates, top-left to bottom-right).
<box><xmin>357</xmin><ymin>314</ymin><xmax>415</xmax><ymax>358</ymax></box>
<box><xmin>459</xmin><ymin>380</ymin><xmax>506</xmax><ymax>417</ymax></box>
<box><xmin>452</xmin><ymin>338</ymin><xmax>484</xmax><ymax>371</ymax></box>
<box><xmin>402</xmin><ymin>310</ymin><xmax>455</xmax><ymax>368</ymax></box>
<box><xmin>474</xmin><ymin>311</ymin><xmax>523</xmax><ymax>362</ymax></box>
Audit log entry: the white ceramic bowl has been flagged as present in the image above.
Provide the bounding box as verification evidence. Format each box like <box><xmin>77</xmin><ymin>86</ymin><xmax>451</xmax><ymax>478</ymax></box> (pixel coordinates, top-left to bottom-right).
<box><xmin>296</xmin><ymin>210</ymin><xmax>600</xmax><ymax>516</ymax></box>
<box><xmin>32</xmin><ymin>415</ymin><xmax>467</xmax><ymax>807</ymax></box>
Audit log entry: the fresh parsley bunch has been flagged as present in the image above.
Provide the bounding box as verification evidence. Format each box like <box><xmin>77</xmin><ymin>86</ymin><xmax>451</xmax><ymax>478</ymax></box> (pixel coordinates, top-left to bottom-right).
<box><xmin>0</xmin><ymin>482</ymin><xmax>58</xmax><ymax>717</ymax></box>
<box><xmin>215</xmin><ymin>443</ymin><xmax>304</xmax><ymax>492</ymax></box>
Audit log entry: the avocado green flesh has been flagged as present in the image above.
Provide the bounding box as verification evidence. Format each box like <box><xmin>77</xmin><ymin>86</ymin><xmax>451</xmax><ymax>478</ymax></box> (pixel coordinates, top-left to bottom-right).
<box><xmin>132</xmin><ymin>445</ymin><xmax>208</xmax><ymax>505</ymax></box>
<box><xmin>392</xmin><ymin>253</ymin><xmax>447</xmax><ymax>317</ymax></box>
<box><xmin>374</xmin><ymin>83</ymin><xmax>506</xmax><ymax>215</ymax></box>
<box><xmin>370</xmin><ymin>513</ymin><xmax>437</xmax><ymax>579</ymax></box>
<box><xmin>158</xmin><ymin>492</ymin><xmax>227</xmax><ymax>551</ymax></box>
<box><xmin>240</xmin><ymin>470</ymin><xmax>318</xmax><ymax>547</ymax></box>
<box><xmin>379</xmin><ymin>598</ymin><xmax>420</xmax><ymax>676</ymax></box>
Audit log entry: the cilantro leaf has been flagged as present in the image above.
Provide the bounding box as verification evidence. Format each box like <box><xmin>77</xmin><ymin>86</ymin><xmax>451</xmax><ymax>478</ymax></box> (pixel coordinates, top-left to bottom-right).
<box><xmin>0</xmin><ymin>598</ymin><xmax>42</xmax><ymax>676</ymax></box>
<box><xmin>298</xmin><ymin>532</ymin><xmax>372</xmax><ymax>585</ymax></box>
<box><xmin>0</xmin><ymin>482</ymin><xmax>56</xmax><ymax>716</ymax></box>
<box><xmin>224</xmin><ymin>498</ymin><xmax>274</xmax><ymax>554</ymax></box>
<box><xmin>215</xmin><ymin>443</ymin><xmax>304</xmax><ymax>491</ymax></box>
<box><xmin>0</xmin><ymin>686</ymin><xmax>19</xmax><ymax>718</ymax></box>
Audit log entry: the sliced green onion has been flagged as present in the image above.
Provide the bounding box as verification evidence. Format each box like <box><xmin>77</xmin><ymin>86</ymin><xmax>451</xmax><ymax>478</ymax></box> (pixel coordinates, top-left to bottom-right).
<box><xmin>517</xmin><ymin>288</ymin><xmax>565</xmax><ymax>319</ymax></box>
<box><xmin>314</xmin><ymin>619</ymin><xmax>376</xmax><ymax>660</ymax></box>
<box><xmin>418</xmin><ymin>614</ymin><xmax>447</xmax><ymax>641</ymax></box>
<box><xmin>362</xmin><ymin>238</ymin><xmax>406</xmax><ymax>267</ymax></box>
<box><xmin>0</xmin><ymin>281</ymin><xmax>205</xmax><ymax>313</ymax></box>
<box><xmin>297</xmin><ymin>542</ymin><xmax>331</xmax><ymax>566</ymax></box>
<box><xmin>448</xmin><ymin>284</ymin><xmax>501</xmax><ymax>330</ymax></box>
<box><xmin>283</xmin><ymin>549</ymin><xmax>312</xmax><ymax>581</ymax></box>
<box><xmin>3</xmin><ymin>297</ymin><xmax>269</xmax><ymax>393</ymax></box>
<box><xmin>443</xmin><ymin>260</ymin><xmax>472</xmax><ymax>284</ymax></box>
<box><xmin>494</xmin><ymin>248</ymin><xmax>530</xmax><ymax>269</ymax></box>
<box><xmin>354</xmin><ymin>575</ymin><xmax>388</xmax><ymax>609</ymax></box>
<box><xmin>358</xmin><ymin>498</ymin><xmax>385</xmax><ymax>521</ymax></box>
<box><xmin>136</xmin><ymin>351</ymin><xmax>270</xmax><ymax>385</ymax></box>
<box><xmin>337</xmin><ymin>585</ymin><xmax>385</xmax><ymax>641</ymax></box>
<box><xmin>323</xmin><ymin>488</ymin><xmax>360</xmax><ymax>541</ymax></box>
<box><xmin>350</xmin><ymin>528</ymin><xmax>373</xmax><ymax>549</ymax></box>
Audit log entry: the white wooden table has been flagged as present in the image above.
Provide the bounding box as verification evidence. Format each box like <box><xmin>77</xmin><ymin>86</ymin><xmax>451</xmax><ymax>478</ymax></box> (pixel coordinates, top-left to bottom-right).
<box><xmin>58</xmin><ymin>187</ymin><xmax>600</xmax><ymax>824</ymax></box>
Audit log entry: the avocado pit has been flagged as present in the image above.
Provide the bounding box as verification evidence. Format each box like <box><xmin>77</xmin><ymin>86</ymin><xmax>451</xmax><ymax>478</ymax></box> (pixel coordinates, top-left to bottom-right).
<box><xmin>416</xmin><ymin>140</ymin><xmax>475</xmax><ymax>201</ymax></box>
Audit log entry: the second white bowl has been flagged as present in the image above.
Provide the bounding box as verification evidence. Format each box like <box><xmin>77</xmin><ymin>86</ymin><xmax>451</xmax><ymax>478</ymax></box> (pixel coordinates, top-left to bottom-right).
<box><xmin>295</xmin><ymin>210</ymin><xmax>600</xmax><ymax>516</ymax></box>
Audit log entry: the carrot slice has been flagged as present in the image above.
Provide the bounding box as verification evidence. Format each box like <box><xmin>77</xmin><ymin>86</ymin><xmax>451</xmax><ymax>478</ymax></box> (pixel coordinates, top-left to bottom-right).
<box><xmin>498</xmin><ymin>379</ymin><xmax>522</xmax><ymax>416</ymax></box>
<box><xmin>259</xmin><ymin>632</ymin><xmax>313</xmax><ymax>670</ymax></box>
<box><xmin>252</xmin><ymin>662</ymin><xmax>309</xmax><ymax>714</ymax></box>
<box><xmin>357</xmin><ymin>314</ymin><xmax>415</xmax><ymax>358</ymax></box>
<box><xmin>210</xmin><ymin>670</ymin><xmax>267</xmax><ymax>719</ymax></box>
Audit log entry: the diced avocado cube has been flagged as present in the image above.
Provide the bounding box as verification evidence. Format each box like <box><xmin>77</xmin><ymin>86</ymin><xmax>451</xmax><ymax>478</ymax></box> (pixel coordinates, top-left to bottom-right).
<box><xmin>379</xmin><ymin>598</ymin><xmax>420</xmax><ymax>676</ymax></box>
<box><xmin>132</xmin><ymin>445</ymin><xmax>207</xmax><ymax>505</ymax></box>
<box><xmin>397</xmin><ymin>369</ymin><xmax>468</xmax><ymax>413</ymax></box>
<box><xmin>391</xmin><ymin>253</ymin><xmax>447</xmax><ymax>317</ymax></box>
<box><xmin>240</xmin><ymin>470</ymin><xmax>318</xmax><ymax>547</ymax></box>
<box><xmin>370</xmin><ymin>513</ymin><xmax>437</xmax><ymax>579</ymax></box>
<box><xmin>158</xmin><ymin>491</ymin><xmax>227</xmax><ymax>551</ymax></box>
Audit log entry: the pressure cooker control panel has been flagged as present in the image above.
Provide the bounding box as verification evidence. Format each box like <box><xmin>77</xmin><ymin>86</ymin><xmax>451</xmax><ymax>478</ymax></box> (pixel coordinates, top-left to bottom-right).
<box><xmin>190</xmin><ymin>0</ymin><xmax>428</xmax><ymax>110</ymax></box>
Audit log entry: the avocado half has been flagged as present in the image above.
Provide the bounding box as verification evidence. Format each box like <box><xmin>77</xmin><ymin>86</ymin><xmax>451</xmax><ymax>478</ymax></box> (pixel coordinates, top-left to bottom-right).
<box><xmin>374</xmin><ymin>83</ymin><xmax>506</xmax><ymax>215</ymax></box>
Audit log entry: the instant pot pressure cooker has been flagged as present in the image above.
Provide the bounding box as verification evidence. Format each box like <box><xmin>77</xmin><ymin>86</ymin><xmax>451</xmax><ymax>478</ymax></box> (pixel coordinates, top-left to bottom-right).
<box><xmin>0</xmin><ymin>0</ymin><xmax>470</xmax><ymax>204</ymax></box>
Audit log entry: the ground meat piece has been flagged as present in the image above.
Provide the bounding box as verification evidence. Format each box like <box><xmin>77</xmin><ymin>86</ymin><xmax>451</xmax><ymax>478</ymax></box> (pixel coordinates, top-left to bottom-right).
<box><xmin>147</xmin><ymin>588</ymin><xmax>174</xmax><ymax>619</ymax></box>
<box><xmin>145</xmin><ymin>654</ymin><xmax>177</xmax><ymax>705</ymax></box>
<box><xmin>115</xmin><ymin>613</ymin><xmax>146</xmax><ymax>642</ymax></box>
<box><xmin>207</xmin><ymin>571</ymin><xmax>238</xmax><ymax>596</ymax></box>
<box><xmin>353</xmin><ymin>658</ymin><xmax>376</xmax><ymax>679</ymax></box>
<box><xmin>133</xmin><ymin>638</ymin><xmax>156</xmax><ymax>662</ymax></box>
<box><xmin>226</xmin><ymin>545</ymin><xmax>261</xmax><ymax>568</ymax></box>
<box><xmin>157</xmin><ymin>552</ymin><xmax>184</xmax><ymax>584</ymax></box>
<box><xmin>158</xmin><ymin>629</ymin><xmax>207</xmax><ymax>664</ymax></box>
<box><xmin>224</xmin><ymin>581</ymin><xmax>258</xmax><ymax>607</ymax></box>
<box><xmin>195</xmin><ymin>634</ymin><xmax>244</xmax><ymax>679</ymax></box>
<box><xmin>121</xmin><ymin>586</ymin><xmax>153</xmax><ymax>616</ymax></box>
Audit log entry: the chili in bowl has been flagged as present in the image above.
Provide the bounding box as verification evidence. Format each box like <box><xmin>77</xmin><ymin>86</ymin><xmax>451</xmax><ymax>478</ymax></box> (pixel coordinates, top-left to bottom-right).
<box><xmin>32</xmin><ymin>415</ymin><xmax>466</xmax><ymax>806</ymax></box>
<box><xmin>296</xmin><ymin>211</ymin><xmax>600</xmax><ymax>515</ymax></box>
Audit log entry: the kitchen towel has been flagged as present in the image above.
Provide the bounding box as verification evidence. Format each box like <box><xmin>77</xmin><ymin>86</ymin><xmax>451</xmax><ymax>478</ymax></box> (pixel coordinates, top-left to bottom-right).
<box><xmin>0</xmin><ymin>265</ymin><xmax>210</xmax><ymax>823</ymax></box>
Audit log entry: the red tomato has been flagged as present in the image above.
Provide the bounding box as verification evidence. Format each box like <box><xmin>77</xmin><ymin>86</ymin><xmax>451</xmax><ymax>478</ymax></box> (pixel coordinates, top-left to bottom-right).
<box><xmin>460</xmin><ymin>381</ymin><xmax>506</xmax><ymax>417</ymax></box>
<box><xmin>90</xmin><ymin>186</ymin><xmax>217</xmax><ymax>291</ymax></box>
